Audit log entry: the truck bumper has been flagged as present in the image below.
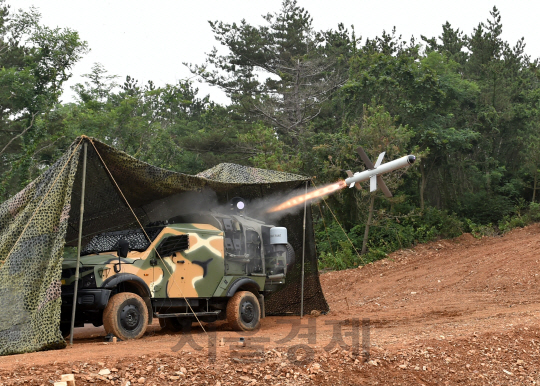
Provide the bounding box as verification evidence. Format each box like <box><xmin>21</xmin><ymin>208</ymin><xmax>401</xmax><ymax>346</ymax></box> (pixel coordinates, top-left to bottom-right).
<box><xmin>61</xmin><ymin>288</ymin><xmax>112</xmax><ymax>310</ymax></box>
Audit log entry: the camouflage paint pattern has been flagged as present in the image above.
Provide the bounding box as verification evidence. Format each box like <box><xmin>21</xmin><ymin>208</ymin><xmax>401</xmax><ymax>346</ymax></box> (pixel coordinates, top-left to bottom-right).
<box><xmin>212</xmin><ymin>275</ymin><xmax>266</xmax><ymax>297</ymax></box>
<box><xmin>63</xmin><ymin>224</ymin><xmax>226</xmax><ymax>299</ymax></box>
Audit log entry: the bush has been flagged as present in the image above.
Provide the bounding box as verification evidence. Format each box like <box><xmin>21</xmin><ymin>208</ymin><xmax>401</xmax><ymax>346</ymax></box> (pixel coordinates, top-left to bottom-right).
<box><xmin>316</xmin><ymin>207</ymin><xmax>465</xmax><ymax>270</ymax></box>
<box><xmin>455</xmin><ymin>191</ymin><xmax>514</xmax><ymax>224</ymax></box>
<box><xmin>318</xmin><ymin>241</ymin><xmax>361</xmax><ymax>271</ymax></box>
<box><xmin>498</xmin><ymin>215</ymin><xmax>526</xmax><ymax>234</ymax></box>
<box><xmin>497</xmin><ymin>201</ymin><xmax>540</xmax><ymax>234</ymax></box>
<box><xmin>529</xmin><ymin>202</ymin><xmax>540</xmax><ymax>221</ymax></box>
<box><xmin>463</xmin><ymin>200</ymin><xmax>540</xmax><ymax>236</ymax></box>
<box><xmin>465</xmin><ymin>219</ymin><xmax>498</xmax><ymax>238</ymax></box>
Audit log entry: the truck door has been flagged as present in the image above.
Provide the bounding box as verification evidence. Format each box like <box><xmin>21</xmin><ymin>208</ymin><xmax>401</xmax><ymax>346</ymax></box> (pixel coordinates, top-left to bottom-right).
<box><xmin>167</xmin><ymin>229</ymin><xmax>227</xmax><ymax>298</ymax></box>
<box><xmin>151</xmin><ymin>233</ymin><xmax>190</xmax><ymax>298</ymax></box>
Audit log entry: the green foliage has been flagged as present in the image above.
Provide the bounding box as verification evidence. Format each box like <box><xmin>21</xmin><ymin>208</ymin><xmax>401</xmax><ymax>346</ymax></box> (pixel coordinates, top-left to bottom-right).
<box><xmin>238</xmin><ymin>123</ymin><xmax>302</xmax><ymax>173</ymax></box>
<box><xmin>497</xmin><ymin>200</ymin><xmax>540</xmax><ymax>233</ymax></box>
<box><xmin>528</xmin><ymin>202</ymin><xmax>540</xmax><ymax>222</ymax></box>
<box><xmin>0</xmin><ymin>1</ymin><xmax>88</xmax><ymax>199</ymax></box>
<box><xmin>464</xmin><ymin>219</ymin><xmax>497</xmax><ymax>238</ymax></box>
<box><xmin>455</xmin><ymin>190</ymin><xmax>514</xmax><ymax>224</ymax></box>
<box><xmin>318</xmin><ymin>241</ymin><xmax>360</xmax><ymax>271</ymax></box>
<box><xmin>53</xmin><ymin>68</ymin><xmax>249</xmax><ymax>174</ymax></box>
<box><xmin>462</xmin><ymin>200</ymin><xmax>540</xmax><ymax>237</ymax></box>
<box><xmin>498</xmin><ymin>215</ymin><xmax>527</xmax><ymax>234</ymax></box>
<box><xmin>316</xmin><ymin>207</ymin><xmax>464</xmax><ymax>270</ymax></box>
<box><xmin>188</xmin><ymin>0</ymin><xmax>355</xmax><ymax>144</ymax></box>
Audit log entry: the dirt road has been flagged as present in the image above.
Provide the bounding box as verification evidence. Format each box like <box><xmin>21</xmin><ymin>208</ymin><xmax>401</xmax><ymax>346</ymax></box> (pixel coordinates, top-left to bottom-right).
<box><xmin>1</xmin><ymin>225</ymin><xmax>540</xmax><ymax>385</ymax></box>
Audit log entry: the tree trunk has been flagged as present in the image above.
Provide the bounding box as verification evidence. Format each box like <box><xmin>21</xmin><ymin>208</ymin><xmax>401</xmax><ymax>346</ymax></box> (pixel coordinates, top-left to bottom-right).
<box><xmin>533</xmin><ymin>168</ymin><xmax>538</xmax><ymax>203</ymax></box>
<box><xmin>419</xmin><ymin>160</ymin><xmax>426</xmax><ymax>211</ymax></box>
<box><xmin>361</xmin><ymin>194</ymin><xmax>375</xmax><ymax>255</ymax></box>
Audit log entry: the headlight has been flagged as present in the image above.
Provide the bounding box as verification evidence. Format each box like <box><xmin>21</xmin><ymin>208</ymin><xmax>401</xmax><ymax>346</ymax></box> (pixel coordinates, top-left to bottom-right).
<box><xmin>82</xmin><ymin>273</ymin><xmax>96</xmax><ymax>288</ymax></box>
<box><xmin>61</xmin><ymin>266</ymin><xmax>96</xmax><ymax>288</ymax></box>
<box><xmin>80</xmin><ymin>267</ymin><xmax>96</xmax><ymax>288</ymax></box>
<box><xmin>230</xmin><ymin>197</ymin><xmax>246</xmax><ymax>213</ymax></box>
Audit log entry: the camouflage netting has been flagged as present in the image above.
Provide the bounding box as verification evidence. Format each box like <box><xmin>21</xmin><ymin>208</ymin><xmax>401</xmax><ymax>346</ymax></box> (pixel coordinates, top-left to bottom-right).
<box><xmin>0</xmin><ymin>141</ymin><xmax>81</xmax><ymax>356</ymax></box>
<box><xmin>81</xmin><ymin>227</ymin><xmax>164</xmax><ymax>255</ymax></box>
<box><xmin>0</xmin><ymin>137</ymin><xmax>329</xmax><ymax>356</ymax></box>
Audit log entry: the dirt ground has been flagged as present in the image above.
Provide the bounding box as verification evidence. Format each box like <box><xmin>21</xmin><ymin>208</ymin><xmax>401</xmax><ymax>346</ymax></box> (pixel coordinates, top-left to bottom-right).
<box><xmin>2</xmin><ymin>224</ymin><xmax>540</xmax><ymax>385</ymax></box>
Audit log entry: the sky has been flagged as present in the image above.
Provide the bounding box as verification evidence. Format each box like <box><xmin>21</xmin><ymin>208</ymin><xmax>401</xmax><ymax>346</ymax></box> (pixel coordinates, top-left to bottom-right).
<box><xmin>14</xmin><ymin>0</ymin><xmax>540</xmax><ymax>105</ymax></box>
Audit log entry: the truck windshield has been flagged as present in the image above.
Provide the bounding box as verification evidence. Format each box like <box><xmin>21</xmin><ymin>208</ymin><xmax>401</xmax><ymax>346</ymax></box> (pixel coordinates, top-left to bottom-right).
<box><xmin>81</xmin><ymin>227</ymin><xmax>164</xmax><ymax>256</ymax></box>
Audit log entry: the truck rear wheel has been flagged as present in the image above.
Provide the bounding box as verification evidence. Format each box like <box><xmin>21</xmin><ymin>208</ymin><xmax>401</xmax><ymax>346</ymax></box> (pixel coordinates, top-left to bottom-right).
<box><xmin>103</xmin><ymin>292</ymin><xmax>148</xmax><ymax>340</ymax></box>
<box><xmin>226</xmin><ymin>291</ymin><xmax>260</xmax><ymax>331</ymax></box>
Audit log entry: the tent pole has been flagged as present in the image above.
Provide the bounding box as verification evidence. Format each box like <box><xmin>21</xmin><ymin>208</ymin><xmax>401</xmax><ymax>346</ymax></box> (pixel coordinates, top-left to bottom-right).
<box><xmin>301</xmin><ymin>181</ymin><xmax>307</xmax><ymax>318</ymax></box>
<box><xmin>69</xmin><ymin>141</ymin><xmax>87</xmax><ymax>346</ymax></box>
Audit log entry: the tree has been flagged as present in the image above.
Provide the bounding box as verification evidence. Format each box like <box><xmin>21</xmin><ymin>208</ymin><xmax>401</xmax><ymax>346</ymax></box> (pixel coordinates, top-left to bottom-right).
<box><xmin>521</xmin><ymin>114</ymin><xmax>540</xmax><ymax>203</ymax></box>
<box><xmin>0</xmin><ymin>2</ymin><xmax>88</xmax><ymax>199</ymax></box>
<box><xmin>60</xmin><ymin>64</ymin><xmax>255</xmax><ymax>175</ymax></box>
<box><xmin>422</xmin><ymin>22</ymin><xmax>468</xmax><ymax>66</ymax></box>
<box><xmin>343</xmin><ymin>42</ymin><xmax>480</xmax><ymax>210</ymax></box>
<box><xmin>464</xmin><ymin>7</ymin><xmax>534</xmax><ymax>173</ymax></box>
<box><xmin>237</xmin><ymin>123</ymin><xmax>302</xmax><ymax>172</ymax></box>
<box><xmin>188</xmin><ymin>0</ymin><xmax>354</xmax><ymax>145</ymax></box>
<box><xmin>347</xmin><ymin>106</ymin><xmax>413</xmax><ymax>254</ymax></box>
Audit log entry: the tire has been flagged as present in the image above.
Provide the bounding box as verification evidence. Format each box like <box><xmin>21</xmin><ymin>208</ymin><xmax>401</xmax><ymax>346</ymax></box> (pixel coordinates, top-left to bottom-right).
<box><xmin>226</xmin><ymin>291</ymin><xmax>260</xmax><ymax>331</ymax></box>
<box><xmin>103</xmin><ymin>292</ymin><xmax>148</xmax><ymax>340</ymax></box>
<box><xmin>159</xmin><ymin>317</ymin><xmax>192</xmax><ymax>332</ymax></box>
<box><xmin>285</xmin><ymin>243</ymin><xmax>295</xmax><ymax>272</ymax></box>
<box><xmin>286</xmin><ymin>243</ymin><xmax>295</xmax><ymax>265</ymax></box>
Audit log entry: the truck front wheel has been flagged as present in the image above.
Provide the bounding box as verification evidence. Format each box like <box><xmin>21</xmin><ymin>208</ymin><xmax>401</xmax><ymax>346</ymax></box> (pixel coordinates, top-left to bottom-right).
<box><xmin>226</xmin><ymin>291</ymin><xmax>260</xmax><ymax>331</ymax></box>
<box><xmin>103</xmin><ymin>292</ymin><xmax>148</xmax><ymax>340</ymax></box>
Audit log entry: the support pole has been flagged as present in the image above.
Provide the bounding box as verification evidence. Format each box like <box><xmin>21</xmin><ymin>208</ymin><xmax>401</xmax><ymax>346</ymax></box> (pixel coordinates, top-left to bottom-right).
<box><xmin>69</xmin><ymin>141</ymin><xmax>87</xmax><ymax>346</ymax></box>
<box><xmin>300</xmin><ymin>181</ymin><xmax>308</xmax><ymax>318</ymax></box>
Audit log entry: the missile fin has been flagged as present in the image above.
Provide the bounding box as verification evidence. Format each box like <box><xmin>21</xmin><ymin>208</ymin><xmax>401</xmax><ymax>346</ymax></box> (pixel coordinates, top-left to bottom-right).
<box><xmin>374</xmin><ymin>152</ymin><xmax>385</xmax><ymax>168</ymax></box>
<box><xmin>356</xmin><ymin>147</ymin><xmax>374</xmax><ymax>169</ymax></box>
<box><xmin>377</xmin><ymin>175</ymin><xmax>393</xmax><ymax>198</ymax></box>
<box><xmin>345</xmin><ymin>170</ymin><xmax>353</xmax><ymax>178</ymax></box>
<box><xmin>370</xmin><ymin>176</ymin><xmax>377</xmax><ymax>192</ymax></box>
<box><xmin>349</xmin><ymin>182</ymin><xmax>355</xmax><ymax>188</ymax></box>
<box><xmin>355</xmin><ymin>182</ymin><xmax>362</xmax><ymax>190</ymax></box>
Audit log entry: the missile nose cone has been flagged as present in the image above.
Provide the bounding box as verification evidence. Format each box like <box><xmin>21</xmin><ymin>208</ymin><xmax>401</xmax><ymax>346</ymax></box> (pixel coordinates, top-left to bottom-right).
<box><xmin>407</xmin><ymin>155</ymin><xmax>416</xmax><ymax>164</ymax></box>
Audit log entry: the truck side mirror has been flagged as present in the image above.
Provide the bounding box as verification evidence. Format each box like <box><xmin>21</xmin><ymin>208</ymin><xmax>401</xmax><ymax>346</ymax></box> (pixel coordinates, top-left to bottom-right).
<box><xmin>115</xmin><ymin>239</ymin><xmax>129</xmax><ymax>273</ymax></box>
<box><xmin>118</xmin><ymin>239</ymin><xmax>129</xmax><ymax>258</ymax></box>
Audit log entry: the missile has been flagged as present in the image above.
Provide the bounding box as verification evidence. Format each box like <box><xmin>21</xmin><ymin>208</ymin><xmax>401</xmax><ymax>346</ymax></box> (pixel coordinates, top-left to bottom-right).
<box><xmin>344</xmin><ymin>147</ymin><xmax>416</xmax><ymax>197</ymax></box>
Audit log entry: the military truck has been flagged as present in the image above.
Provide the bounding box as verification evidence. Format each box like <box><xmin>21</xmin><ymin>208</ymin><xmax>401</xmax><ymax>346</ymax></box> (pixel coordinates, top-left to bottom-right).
<box><xmin>60</xmin><ymin>203</ymin><xmax>293</xmax><ymax>340</ymax></box>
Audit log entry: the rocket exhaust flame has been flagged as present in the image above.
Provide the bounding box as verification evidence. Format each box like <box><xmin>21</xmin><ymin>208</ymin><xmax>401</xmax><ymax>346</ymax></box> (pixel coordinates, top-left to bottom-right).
<box><xmin>267</xmin><ymin>180</ymin><xmax>347</xmax><ymax>213</ymax></box>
